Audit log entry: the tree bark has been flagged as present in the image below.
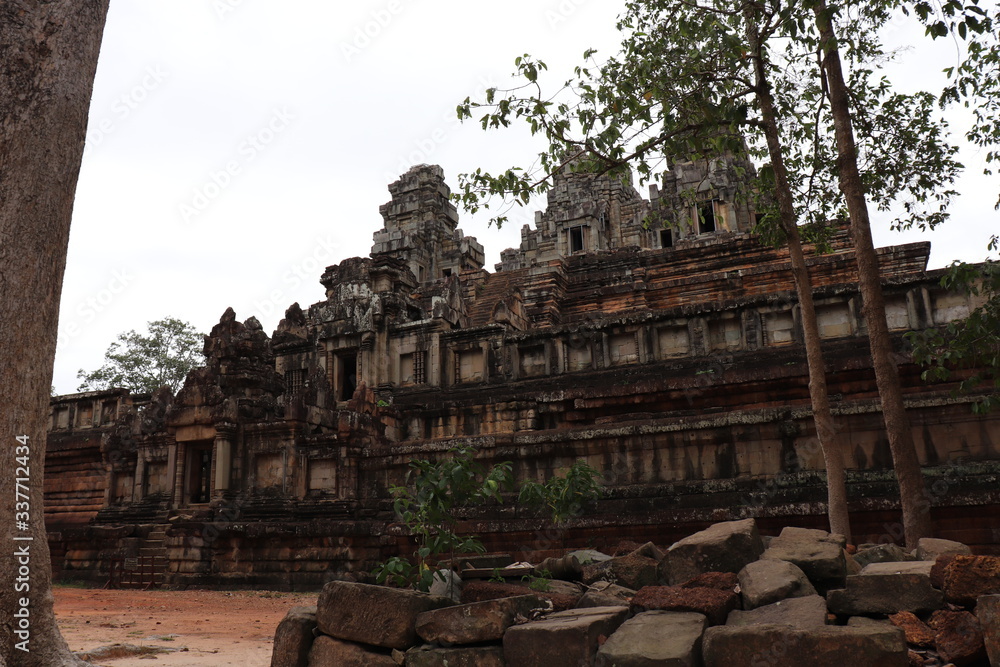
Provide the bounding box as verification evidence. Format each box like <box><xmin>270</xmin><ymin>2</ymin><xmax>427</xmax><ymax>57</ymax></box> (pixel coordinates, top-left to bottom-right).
<box><xmin>1</xmin><ymin>2</ymin><xmax>111</xmax><ymax>665</ymax></box>
<box><xmin>744</xmin><ymin>5</ymin><xmax>851</xmax><ymax>542</ymax></box>
<box><xmin>811</xmin><ymin>0</ymin><xmax>932</xmax><ymax>548</ymax></box>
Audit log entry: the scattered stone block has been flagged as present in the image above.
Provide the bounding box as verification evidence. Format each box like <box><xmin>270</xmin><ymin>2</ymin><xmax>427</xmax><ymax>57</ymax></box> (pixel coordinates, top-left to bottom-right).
<box><xmin>827</xmin><ymin>572</ymin><xmax>944</xmax><ymax>616</ymax></box>
<box><xmin>567</xmin><ymin>549</ymin><xmax>612</xmax><ymax>565</ymax></box>
<box><xmin>308</xmin><ymin>635</ymin><xmax>396</xmax><ymax>667</ymax></box>
<box><xmin>941</xmin><ymin>555</ymin><xmax>1000</xmax><ymax>604</ymax></box>
<box><xmin>738</xmin><ymin>559</ymin><xmax>817</xmax><ymax>609</ymax></box>
<box><xmin>915</xmin><ymin>538</ymin><xmax>971</xmax><ymax>562</ymax></box>
<box><xmin>977</xmin><ymin>594</ymin><xmax>1000</xmax><ymax>666</ymax></box>
<box><xmin>462</xmin><ymin>580</ymin><xmax>577</xmax><ymax>611</ymax></box>
<box><xmin>679</xmin><ymin>571</ymin><xmax>739</xmax><ymax>592</ymax></box>
<box><xmin>762</xmin><ymin>526</ymin><xmax>847</xmax><ymax>589</ymax></box>
<box><xmin>270</xmin><ymin>605</ymin><xmax>316</xmax><ymax>667</ymax></box>
<box><xmin>854</xmin><ymin>543</ymin><xmax>913</xmax><ymax>569</ymax></box>
<box><xmin>861</xmin><ymin>561</ymin><xmax>935</xmax><ymax>577</ymax></box>
<box><xmin>503</xmin><ymin>606</ymin><xmax>629</xmax><ymax>667</ymax></box>
<box><xmin>405</xmin><ymin>645</ymin><xmax>505</xmax><ymax>667</ymax></box>
<box><xmin>725</xmin><ymin>595</ymin><xmax>828</xmax><ymax>628</ymax></box>
<box><xmin>315</xmin><ymin>581</ymin><xmax>453</xmax><ymax>650</ymax></box>
<box><xmin>595</xmin><ymin>611</ymin><xmax>707</xmax><ymax>667</ymax></box>
<box><xmin>576</xmin><ymin>581</ymin><xmax>635</xmax><ymax>608</ymax></box>
<box><xmin>628</xmin><ymin>542</ymin><xmax>666</xmax><ymax>562</ymax></box>
<box><xmin>928</xmin><ymin>609</ymin><xmax>987</xmax><ymax>666</ymax></box>
<box><xmin>631</xmin><ymin>585</ymin><xmax>739</xmax><ymax>626</ymax></box>
<box><xmin>667</xmin><ymin>518</ymin><xmax>764</xmax><ymax>585</ymax></box>
<box><xmin>582</xmin><ymin>552</ymin><xmax>659</xmax><ymax>590</ymax></box>
<box><xmin>702</xmin><ymin>623</ymin><xmax>907</xmax><ymax>666</ymax></box>
<box><xmin>888</xmin><ymin>611</ymin><xmax>935</xmax><ymax>647</ymax></box>
<box><xmin>415</xmin><ymin>594</ymin><xmax>546</xmax><ymax>645</ymax></box>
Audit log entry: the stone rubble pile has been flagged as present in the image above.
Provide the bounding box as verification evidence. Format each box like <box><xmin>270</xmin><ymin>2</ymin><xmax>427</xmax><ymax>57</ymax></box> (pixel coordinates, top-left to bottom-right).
<box><xmin>271</xmin><ymin>519</ymin><xmax>1000</xmax><ymax>667</ymax></box>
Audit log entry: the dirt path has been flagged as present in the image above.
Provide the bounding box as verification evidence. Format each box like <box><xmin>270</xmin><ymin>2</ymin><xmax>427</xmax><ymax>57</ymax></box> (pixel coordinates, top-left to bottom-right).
<box><xmin>54</xmin><ymin>587</ymin><xmax>318</xmax><ymax>667</ymax></box>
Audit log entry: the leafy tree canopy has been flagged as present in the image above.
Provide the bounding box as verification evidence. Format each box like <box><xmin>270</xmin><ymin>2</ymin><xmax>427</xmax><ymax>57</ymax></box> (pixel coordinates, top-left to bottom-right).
<box><xmin>76</xmin><ymin>316</ymin><xmax>205</xmax><ymax>395</ymax></box>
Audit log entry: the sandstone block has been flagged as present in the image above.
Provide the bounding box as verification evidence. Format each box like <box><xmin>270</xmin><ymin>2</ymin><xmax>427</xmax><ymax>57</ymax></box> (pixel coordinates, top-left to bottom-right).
<box><xmin>538</xmin><ymin>554</ymin><xmax>583</xmax><ymax>581</ymax></box>
<box><xmin>307</xmin><ymin>635</ymin><xmax>396</xmax><ymax>667</ymax></box>
<box><xmin>405</xmin><ymin>645</ymin><xmax>505</xmax><ymax>667</ymax></box>
<box><xmin>702</xmin><ymin>623</ymin><xmax>907</xmax><ymax>667</ymax></box>
<box><xmin>679</xmin><ymin>571</ymin><xmax>739</xmax><ymax>592</ymax></box>
<box><xmin>576</xmin><ymin>581</ymin><xmax>635</xmax><ymax>609</ymax></box>
<box><xmin>887</xmin><ymin>611</ymin><xmax>935</xmax><ymax>647</ymax></box>
<box><xmin>502</xmin><ymin>605</ymin><xmax>629</xmax><ymax>667</ymax></box>
<box><xmin>415</xmin><ymin>594</ymin><xmax>546</xmax><ymax>645</ymax></box>
<box><xmin>861</xmin><ymin>561</ymin><xmax>935</xmax><ymax>577</ymax></box>
<box><xmin>567</xmin><ymin>549</ymin><xmax>612</xmax><ymax>565</ymax></box>
<box><xmin>915</xmin><ymin>537</ymin><xmax>971</xmax><ymax>561</ymax></box>
<box><xmin>270</xmin><ymin>605</ymin><xmax>316</xmax><ymax>667</ymax></box>
<box><xmin>738</xmin><ymin>559</ymin><xmax>817</xmax><ymax>609</ymax></box>
<box><xmin>976</xmin><ymin>594</ymin><xmax>1000</xmax><ymax>666</ymax></box>
<box><xmin>827</xmin><ymin>573</ymin><xmax>944</xmax><ymax>616</ymax></box>
<box><xmin>762</xmin><ymin>526</ymin><xmax>846</xmax><ymax>588</ymax></box>
<box><xmin>725</xmin><ymin>594</ymin><xmax>828</xmax><ymax>628</ymax></box>
<box><xmin>928</xmin><ymin>609</ymin><xmax>987</xmax><ymax>666</ymax></box>
<box><xmin>631</xmin><ymin>585</ymin><xmax>739</xmax><ymax>626</ymax></box>
<box><xmin>942</xmin><ymin>555</ymin><xmax>1000</xmax><ymax>604</ymax></box>
<box><xmin>666</xmin><ymin>519</ymin><xmax>764</xmax><ymax>585</ymax></box>
<box><xmin>595</xmin><ymin>611</ymin><xmax>707</xmax><ymax>667</ymax></box>
<box><xmin>316</xmin><ymin>581</ymin><xmax>453</xmax><ymax>650</ymax></box>
<box><xmin>854</xmin><ymin>543</ymin><xmax>913</xmax><ymax>569</ymax></box>
<box><xmin>462</xmin><ymin>580</ymin><xmax>577</xmax><ymax>611</ymax></box>
<box><xmin>582</xmin><ymin>552</ymin><xmax>659</xmax><ymax>590</ymax></box>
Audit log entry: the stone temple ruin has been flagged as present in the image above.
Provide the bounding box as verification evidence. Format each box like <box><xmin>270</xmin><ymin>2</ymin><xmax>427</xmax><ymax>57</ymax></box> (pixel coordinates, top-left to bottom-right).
<box><xmin>45</xmin><ymin>158</ymin><xmax>1000</xmax><ymax>589</ymax></box>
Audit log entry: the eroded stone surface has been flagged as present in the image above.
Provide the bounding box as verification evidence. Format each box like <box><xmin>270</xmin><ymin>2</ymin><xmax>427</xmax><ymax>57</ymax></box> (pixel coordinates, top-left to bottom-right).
<box><xmin>415</xmin><ymin>594</ymin><xmax>546</xmax><ymax>645</ymax></box>
<box><xmin>631</xmin><ymin>585</ymin><xmax>739</xmax><ymax>626</ymax></box>
<box><xmin>270</xmin><ymin>605</ymin><xmax>316</xmax><ymax>667</ymax></box>
<box><xmin>738</xmin><ymin>558</ymin><xmax>817</xmax><ymax>609</ymax></box>
<box><xmin>503</xmin><ymin>606</ymin><xmax>629</xmax><ymax>667</ymax></box>
<box><xmin>827</xmin><ymin>573</ymin><xmax>944</xmax><ymax>616</ymax></box>
<box><xmin>702</xmin><ymin>623</ymin><xmax>907</xmax><ymax>667</ymax></box>
<box><xmin>582</xmin><ymin>552</ymin><xmax>660</xmax><ymax>590</ymax></box>
<box><xmin>404</xmin><ymin>645</ymin><xmax>505</xmax><ymax>667</ymax></box>
<box><xmin>307</xmin><ymin>635</ymin><xmax>396</xmax><ymax>667</ymax></box>
<box><xmin>941</xmin><ymin>555</ymin><xmax>1000</xmax><ymax>604</ymax></box>
<box><xmin>928</xmin><ymin>609</ymin><xmax>987</xmax><ymax>666</ymax></box>
<box><xmin>667</xmin><ymin>519</ymin><xmax>764</xmax><ymax>585</ymax></box>
<box><xmin>887</xmin><ymin>611</ymin><xmax>935</xmax><ymax>647</ymax></box>
<box><xmin>977</xmin><ymin>594</ymin><xmax>1000</xmax><ymax>666</ymax></box>
<box><xmin>596</xmin><ymin>611</ymin><xmax>707</xmax><ymax>667</ymax></box>
<box><xmin>915</xmin><ymin>538</ymin><xmax>971</xmax><ymax>562</ymax></box>
<box><xmin>725</xmin><ymin>594</ymin><xmax>827</xmax><ymax>628</ymax></box>
<box><xmin>316</xmin><ymin>581</ymin><xmax>453</xmax><ymax>650</ymax></box>
<box><xmin>577</xmin><ymin>582</ymin><xmax>635</xmax><ymax>609</ymax></box>
<box><xmin>762</xmin><ymin>527</ymin><xmax>847</xmax><ymax>588</ymax></box>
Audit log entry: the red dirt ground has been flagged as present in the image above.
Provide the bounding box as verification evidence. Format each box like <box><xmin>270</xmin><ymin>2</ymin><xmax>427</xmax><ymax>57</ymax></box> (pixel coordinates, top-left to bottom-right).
<box><xmin>54</xmin><ymin>587</ymin><xmax>318</xmax><ymax>667</ymax></box>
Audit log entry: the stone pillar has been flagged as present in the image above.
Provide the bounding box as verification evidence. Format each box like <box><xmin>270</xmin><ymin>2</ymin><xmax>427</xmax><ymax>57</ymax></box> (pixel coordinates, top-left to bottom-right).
<box><xmin>213</xmin><ymin>424</ymin><xmax>236</xmax><ymax>495</ymax></box>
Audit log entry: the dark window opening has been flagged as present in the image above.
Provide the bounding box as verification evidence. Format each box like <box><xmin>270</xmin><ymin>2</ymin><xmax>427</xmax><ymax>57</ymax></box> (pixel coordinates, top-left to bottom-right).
<box><xmin>660</xmin><ymin>228</ymin><xmax>673</xmax><ymax>248</ymax></box>
<box><xmin>285</xmin><ymin>368</ymin><xmax>306</xmax><ymax>395</ymax></box>
<box><xmin>698</xmin><ymin>203</ymin><xmax>716</xmax><ymax>234</ymax></box>
<box><xmin>417</xmin><ymin>265</ymin><xmax>426</xmax><ymax>282</ymax></box>
<box><xmin>339</xmin><ymin>353</ymin><xmax>358</xmax><ymax>401</ymax></box>
<box><xmin>442</xmin><ymin>268</ymin><xmax>452</xmax><ymax>278</ymax></box>
<box><xmin>187</xmin><ymin>445</ymin><xmax>212</xmax><ymax>504</ymax></box>
<box><xmin>569</xmin><ymin>226</ymin><xmax>585</xmax><ymax>253</ymax></box>
<box><xmin>413</xmin><ymin>351</ymin><xmax>426</xmax><ymax>384</ymax></box>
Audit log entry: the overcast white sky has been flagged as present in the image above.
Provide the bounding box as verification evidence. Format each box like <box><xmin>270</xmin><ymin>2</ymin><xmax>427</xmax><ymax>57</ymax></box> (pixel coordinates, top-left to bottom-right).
<box><xmin>51</xmin><ymin>0</ymin><xmax>999</xmax><ymax>395</ymax></box>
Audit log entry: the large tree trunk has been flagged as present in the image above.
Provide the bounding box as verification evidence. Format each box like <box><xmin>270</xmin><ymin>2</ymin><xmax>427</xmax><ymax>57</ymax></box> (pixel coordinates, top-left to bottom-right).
<box><xmin>744</xmin><ymin>6</ymin><xmax>851</xmax><ymax>542</ymax></box>
<box><xmin>1</xmin><ymin>2</ymin><xmax>110</xmax><ymax>665</ymax></box>
<box><xmin>811</xmin><ymin>0</ymin><xmax>932</xmax><ymax>548</ymax></box>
